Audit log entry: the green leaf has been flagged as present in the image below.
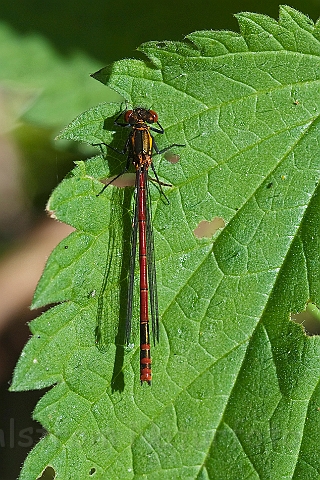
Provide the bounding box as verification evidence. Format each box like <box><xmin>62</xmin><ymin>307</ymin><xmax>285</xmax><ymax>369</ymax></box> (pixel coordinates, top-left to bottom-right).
<box><xmin>11</xmin><ymin>6</ymin><xmax>320</xmax><ymax>479</ymax></box>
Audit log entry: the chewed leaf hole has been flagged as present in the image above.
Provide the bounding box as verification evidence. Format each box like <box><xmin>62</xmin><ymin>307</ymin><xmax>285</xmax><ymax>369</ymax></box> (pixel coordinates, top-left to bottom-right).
<box><xmin>291</xmin><ymin>303</ymin><xmax>320</xmax><ymax>336</ymax></box>
<box><xmin>164</xmin><ymin>151</ymin><xmax>181</xmax><ymax>163</ymax></box>
<box><xmin>194</xmin><ymin>217</ymin><xmax>225</xmax><ymax>238</ymax></box>
<box><xmin>37</xmin><ymin>465</ymin><xmax>56</xmax><ymax>479</ymax></box>
<box><xmin>101</xmin><ymin>173</ymin><xmax>135</xmax><ymax>188</ymax></box>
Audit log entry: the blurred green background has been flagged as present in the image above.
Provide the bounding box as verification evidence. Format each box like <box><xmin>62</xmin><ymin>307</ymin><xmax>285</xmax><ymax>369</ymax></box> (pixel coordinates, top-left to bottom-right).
<box><xmin>0</xmin><ymin>1</ymin><xmax>318</xmax><ymax>478</ymax></box>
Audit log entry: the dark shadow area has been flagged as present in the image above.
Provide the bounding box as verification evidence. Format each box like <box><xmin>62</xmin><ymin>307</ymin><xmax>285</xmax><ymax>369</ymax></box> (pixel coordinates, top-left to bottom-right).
<box><xmin>1</xmin><ymin>1</ymin><xmax>318</xmax><ymax>65</ymax></box>
<box><xmin>94</xmin><ymin>186</ymin><xmax>133</xmax><ymax>393</ymax></box>
<box><xmin>0</xmin><ymin>0</ymin><xmax>236</xmax><ymax>63</ymax></box>
<box><xmin>112</xmin><ymin>187</ymin><xmax>134</xmax><ymax>392</ymax></box>
<box><xmin>0</xmin><ymin>385</ymin><xmax>48</xmax><ymax>480</ymax></box>
<box><xmin>0</xmin><ymin>303</ymin><xmax>53</xmax><ymax>479</ymax></box>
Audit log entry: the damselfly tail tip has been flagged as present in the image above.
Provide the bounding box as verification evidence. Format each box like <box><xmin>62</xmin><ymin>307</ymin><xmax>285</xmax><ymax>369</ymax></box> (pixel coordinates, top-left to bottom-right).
<box><xmin>141</xmin><ymin>380</ymin><xmax>152</xmax><ymax>386</ymax></box>
<box><xmin>140</xmin><ymin>355</ymin><xmax>152</xmax><ymax>385</ymax></box>
<box><xmin>140</xmin><ymin>375</ymin><xmax>152</xmax><ymax>386</ymax></box>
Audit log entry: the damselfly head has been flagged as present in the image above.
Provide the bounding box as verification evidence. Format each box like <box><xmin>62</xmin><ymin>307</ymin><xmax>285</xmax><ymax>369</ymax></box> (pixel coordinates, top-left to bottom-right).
<box><xmin>124</xmin><ymin>108</ymin><xmax>159</xmax><ymax>125</ymax></box>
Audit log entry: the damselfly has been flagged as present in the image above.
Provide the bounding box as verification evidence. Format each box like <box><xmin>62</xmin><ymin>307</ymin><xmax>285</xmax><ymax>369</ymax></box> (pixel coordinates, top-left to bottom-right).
<box><xmin>97</xmin><ymin>108</ymin><xmax>184</xmax><ymax>384</ymax></box>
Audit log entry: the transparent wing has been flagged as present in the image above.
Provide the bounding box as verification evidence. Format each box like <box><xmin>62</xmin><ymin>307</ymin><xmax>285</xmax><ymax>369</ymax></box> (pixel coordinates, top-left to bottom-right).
<box><xmin>145</xmin><ymin>173</ymin><xmax>160</xmax><ymax>344</ymax></box>
<box><xmin>125</xmin><ymin>171</ymin><xmax>139</xmax><ymax>344</ymax></box>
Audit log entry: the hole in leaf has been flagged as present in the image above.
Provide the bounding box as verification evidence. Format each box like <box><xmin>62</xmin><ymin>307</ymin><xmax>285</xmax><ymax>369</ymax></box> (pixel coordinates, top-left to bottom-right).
<box><xmin>156</xmin><ymin>41</ymin><xmax>167</xmax><ymax>48</ymax></box>
<box><xmin>164</xmin><ymin>151</ymin><xmax>181</xmax><ymax>164</ymax></box>
<box><xmin>37</xmin><ymin>465</ymin><xmax>56</xmax><ymax>480</ymax></box>
<box><xmin>291</xmin><ymin>303</ymin><xmax>320</xmax><ymax>335</ymax></box>
<box><xmin>89</xmin><ymin>467</ymin><xmax>96</xmax><ymax>475</ymax></box>
<box><xmin>101</xmin><ymin>173</ymin><xmax>136</xmax><ymax>188</ymax></box>
<box><xmin>101</xmin><ymin>171</ymin><xmax>175</xmax><ymax>189</ymax></box>
<box><xmin>194</xmin><ymin>217</ymin><xmax>225</xmax><ymax>238</ymax></box>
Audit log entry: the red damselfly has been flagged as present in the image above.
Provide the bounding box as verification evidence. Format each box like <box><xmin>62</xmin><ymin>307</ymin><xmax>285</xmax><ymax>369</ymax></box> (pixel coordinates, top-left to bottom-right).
<box><xmin>97</xmin><ymin>108</ymin><xmax>184</xmax><ymax>384</ymax></box>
